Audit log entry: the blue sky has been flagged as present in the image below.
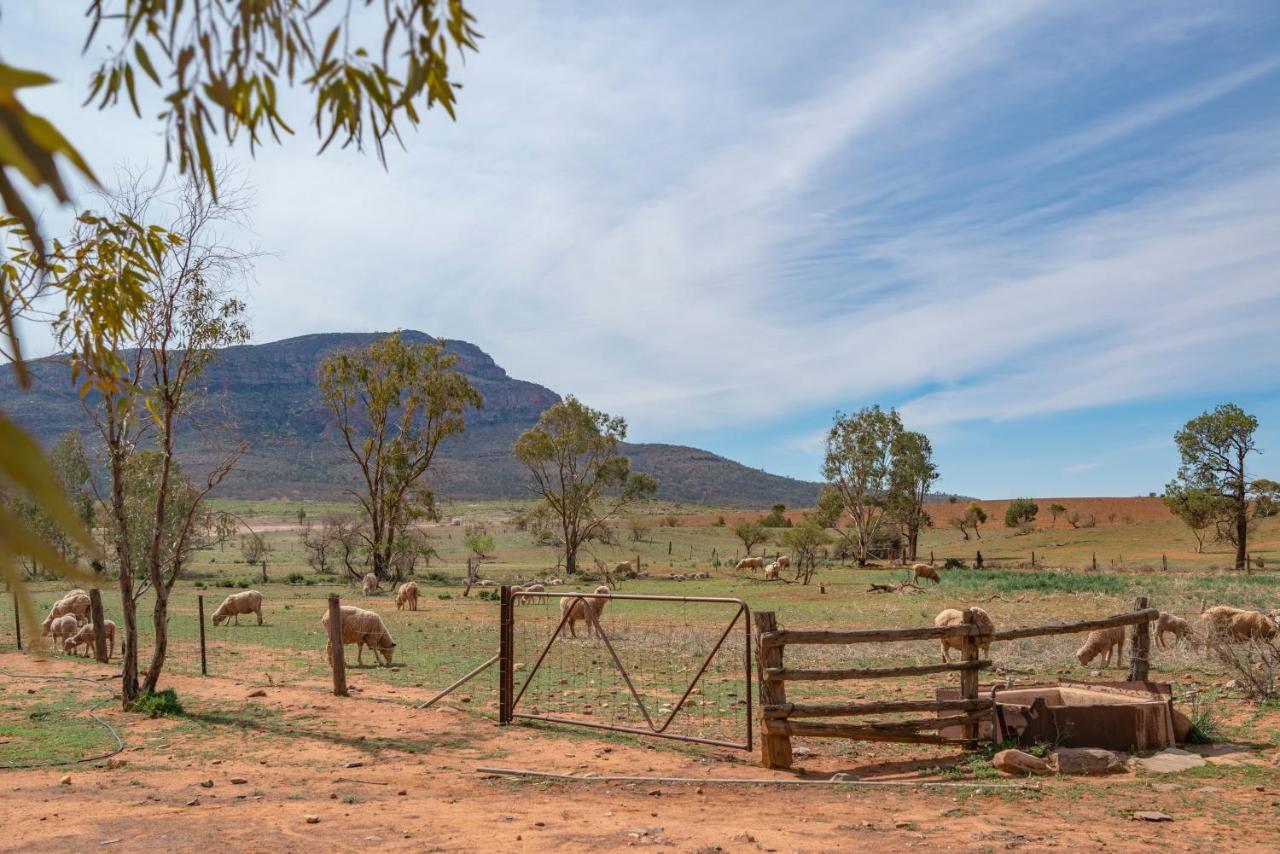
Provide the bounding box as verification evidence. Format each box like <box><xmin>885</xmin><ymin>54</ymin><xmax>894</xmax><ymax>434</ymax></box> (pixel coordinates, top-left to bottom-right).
<box><xmin>6</xmin><ymin>1</ymin><xmax>1280</xmax><ymax>498</ymax></box>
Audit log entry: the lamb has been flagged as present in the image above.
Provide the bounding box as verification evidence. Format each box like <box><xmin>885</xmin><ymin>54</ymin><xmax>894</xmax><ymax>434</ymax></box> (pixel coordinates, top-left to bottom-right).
<box><xmin>40</xmin><ymin>591</ymin><xmax>91</xmax><ymax>635</ymax></box>
<box><xmin>1155</xmin><ymin>612</ymin><xmax>1193</xmax><ymax>648</ymax></box>
<box><xmin>48</xmin><ymin>614</ymin><xmax>79</xmax><ymax>650</ymax></box>
<box><xmin>63</xmin><ymin>620</ymin><xmax>116</xmax><ymax>660</ymax></box>
<box><xmin>321</xmin><ymin>605</ymin><xmax>396</xmax><ymax>666</ymax></box>
<box><xmin>1075</xmin><ymin>626</ymin><xmax>1125</xmax><ymax>668</ymax></box>
<box><xmin>395</xmin><ymin>581</ymin><xmax>420</xmax><ymax>611</ymax></box>
<box><xmin>211</xmin><ymin>590</ymin><xmax>264</xmax><ymax>626</ymax></box>
<box><xmin>763</xmin><ymin>563</ymin><xmax>780</xmax><ymax>580</ymax></box>
<box><xmin>934</xmin><ymin>607</ymin><xmax>995</xmax><ymax>662</ymax></box>
<box><xmin>735</xmin><ymin>556</ymin><xmax>764</xmax><ymax>572</ymax></box>
<box><xmin>911</xmin><ymin>563</ymin><xmax>941</xmax><ymax>585</ymax></box>
<box><xmin>362</xmin><ymin>572</ymin><xmax>381</xmax><ymax>595</ymax></box>
<box><xmin>559</xmin><ymin>586</ymin><xmax>610</xmax><ymax>638</ymax></box>
<box><xmin>1227</xmin><ymin>610</ymin><xmax>1277</xmax><ymax>642</ymax></box>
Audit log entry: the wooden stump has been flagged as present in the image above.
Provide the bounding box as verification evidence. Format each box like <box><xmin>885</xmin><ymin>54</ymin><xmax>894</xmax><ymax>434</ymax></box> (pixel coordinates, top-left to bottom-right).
<box><xmin>754</xmin><ymin>612</ymin><xmax>792</xmax><ymax>769</ymax></box>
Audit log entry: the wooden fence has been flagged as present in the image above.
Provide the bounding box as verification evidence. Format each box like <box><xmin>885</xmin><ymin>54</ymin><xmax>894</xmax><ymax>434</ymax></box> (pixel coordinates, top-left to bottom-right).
<box><xmin>754</xmin><ymin>597</ymin><xmax>1158</xmax><ymax>769</ymax></box>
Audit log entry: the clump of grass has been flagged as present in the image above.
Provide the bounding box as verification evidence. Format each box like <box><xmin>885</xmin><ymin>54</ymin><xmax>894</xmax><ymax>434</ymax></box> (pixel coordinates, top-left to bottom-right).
<box><xmin>946</xmin><ymin>568</ymin><xmax>1133</xmax><ymax>595</ymax></box>
<box><xmin>131</xmin><ymin>689</ymin><xmax>184</xmax><ymax>717</ymax></box>
<box><xmin>1186</xmin><ymin>692</ymin><xmax>1221</xmax><ymax>744</ymax></box>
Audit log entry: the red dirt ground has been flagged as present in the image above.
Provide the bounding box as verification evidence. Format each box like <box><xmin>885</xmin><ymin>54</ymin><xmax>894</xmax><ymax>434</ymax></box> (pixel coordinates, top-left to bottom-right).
<box><xmin>4</xmin><ymin>651</ymin><xmax>1278</xmax><ymax>852</ymax></box>
<box><xmin>680</xmin><ymin>497</ymin><xmax>1176</xmax><ymax>527</ymax></box>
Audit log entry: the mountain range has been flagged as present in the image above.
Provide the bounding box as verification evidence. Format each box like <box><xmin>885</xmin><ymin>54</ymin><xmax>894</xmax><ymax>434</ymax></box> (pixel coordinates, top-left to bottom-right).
<box><xmin>0</xmin><ymin>331</ymin><xmax>828</xmax><ymax>509</ymax></box>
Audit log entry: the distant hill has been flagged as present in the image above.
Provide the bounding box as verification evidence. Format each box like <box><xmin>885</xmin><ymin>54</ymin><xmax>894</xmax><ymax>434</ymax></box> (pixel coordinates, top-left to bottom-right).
<box><xmin>0</xmin><ymin>331</ymin><xmax>829</xmax><ymax>509</ymax></box>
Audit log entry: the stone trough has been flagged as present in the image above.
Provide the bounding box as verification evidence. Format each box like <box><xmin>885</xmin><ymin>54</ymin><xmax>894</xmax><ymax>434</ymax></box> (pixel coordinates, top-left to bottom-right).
<box><xmin>939</xmin><ymin>681</ymin><xmax>1177</xmax><ymax>751</ymax></box>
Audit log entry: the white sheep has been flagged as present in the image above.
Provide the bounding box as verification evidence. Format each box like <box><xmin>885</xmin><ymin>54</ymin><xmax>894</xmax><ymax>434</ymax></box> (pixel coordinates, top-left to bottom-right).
<box><xmin>1200</xmin><ymin>604</ymin><xmax>1245</xmax><ymax>636</ymax></box>
<box><xmin>1155</xmin><ymin>612</ymin><xmax>1193</xmax><ymax>648</ymax></box>
<box><xmin>775</xmin><ymin>555</ymin><xmax>790</xmax><ymax>571</ymax></box>
<box><xmin>1227</xmin><ymin>610</ymin><xmax>1277</xmax><ymax>642</ymax></box>
<box><xmin>692</xmin><ymin>572</ymin><xmax>710</xmax><ymax>580</ymax></box>
<box><xmin>41</xmin><ymin>591</ymin><xmax>91</xmax><ymax>636</ymax></box>
<box><xmin>934</xmin><ymin>607</ymin><xmax>994</xmax><ymax>662</ymax></box>
<box><xmin>211</xmin><ymin>590</ymin><xmax>264</xmax><ymax>626</ymax></box>
<box><xmin>395</xmin><ymin>581</ymin><xmax>419</xmax><ymax>611</ymax></box>
<box><xmin>911</xmin><ymin>563</ymin><xmax>941</xmax><ymax>585</ymax></box>
<box><xmin>544</xmin><ymin>577</ymin><xmax>564</xmax><ymax>586</ymax></box>
<box><xmin>517</xmin><ymin>583</ymin><xmax>545</xmax><ymax>605</ymax></box>
<box><xmin>475</xmin><ymin>579</ymin><xmax>497</xmax><ymax>587</ymax></box>
<box><xmin>362</xmin><ymin>572</ymin><xmax>381</xmax><ymax>595</ymax></box>
<box><xmin>64</xmin><ymin>620</ymin><xmax>116</xmax><ymax>660</ymax></box>
<box><xmin>735</xmin><ymin>556</ymin><xmax>764</xmax><ymax>572</ymax></box>
<box><xmin>1075</xmin><ymin>626</ymin><xmax>1125</xmax><ymax>667</ymax></box>
<box><xmin>763</xmin><ymin>563</ymin><xmax>780</xmax><ymax>580</ymax></box>
<box><xmin>49</xmin><ymin>614</ymin><xmax>79</xmax><ymax>650</ymax></box>
<box><xmin>560</xmin><ymin>586</ymin><xmax>610</xmax><ymax>638</ymax></box>
<box><xmin>321</xmin><ymin>605</ymin><xmax>396</xmax><ymax>666</ymax></box>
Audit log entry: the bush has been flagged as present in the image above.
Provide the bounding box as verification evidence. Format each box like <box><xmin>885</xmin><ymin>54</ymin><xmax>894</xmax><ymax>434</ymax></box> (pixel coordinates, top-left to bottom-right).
<box><xmin>286</xmin><ymin>572</ymin><xmax>307</xmax><ymax>585</ymax></box>
<box><xmin>943</xmin><ymin>557</ymin><xmax>966</xmax><ymax>570</ymax></box>
<box><xmin>715</xmin><ymin>515</ymin><xmax>726</xmax><ymax>527</ymax></box>
<box><xmin>1004</xmin><ymin>498</ymin><xmax>1038</xmax><ymax>528</ymax></box>
<box><xmin>437</xmin><ymin>592</ymin><xmax>452</xmax><ymax>600</ymax></box>
<box><xmin>663</xmin><ymin>514</ymin><xmax>679</xmax><ymax>528</ymax></box>
<box><xmin>476</xmin><ymin>589</ymin><xmax>498</xmax><ymax>601</ymax></box>
<box><xmin>131</xmin><ymin>689</ymin><xmax>184</xmax><ymax>717</ymax></box>
<box><xmin>760</xmin><ymin>504</ymin><xmax>792</xmax><ymax>528</ymax></box>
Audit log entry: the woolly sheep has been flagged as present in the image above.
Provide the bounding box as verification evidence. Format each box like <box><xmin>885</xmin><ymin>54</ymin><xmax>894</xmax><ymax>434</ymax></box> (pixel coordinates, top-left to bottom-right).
<box><xmin>49</xmin><ymin>614</ymin><xmax>79</xmax><ymax>650</ymax></box>
<box><xmin>396</xmin><ymin>581</ymin><xmax>419</xmax><ymax>611</ymax></box>
<box><xmin>614</xmin><ymin>561</ymin><xmax>632</xmax><ymax>574</ymax></box>
<box><xmin>362</xmin><ymin>573</ymin><xmax>381</xmax><ymax>595</ymax></box>
<box><xmin>776</xmin><ymin>555</ymin><xmax>790</xmax><ymax>571</ymax></box>
<box><xmin>321</xmin><ymin>605</ymin><xmax>396</xmax><ymax>666</ymax></box>
<box><xmin>735</xmin><ymin>557</ymin><xmax>764</xmax><ymax>572</ymax></box>
<box><xmin>763</xmin><ymin>563</ymin><xmax>780</xmax><ymax>580</ymax></box>
<box><xmin>1200</xmin><ymin>604</ymin><xmax>1245</xmax><ymax>636</ymax></box>
<box><xmin>544</xmin><ymin>577</ymin><xmax>564</xmax><ymax>586</ymax></box>
<box><xmin>211</xmin><ymin>590</ymin><xmax>264</xmax><ymax>626</ymax></box>
<box><xmin>1075</xmin><ymin>626</ymin><xmax>1125</xmax><ymax>668</ymax></box>
<box><xmin>476</xmin><ymin>579</ymin><xmax>497</xmax><ymax>587</ymax></box>
<box><xmin>1155</xmin><ymin>612</ymin><xmax>1193</xmax><ymax>648</ymax></box>
<box><xmin>559</xmin><ymin>586</ymin><xmax>610</xmax><ymax>638</ymax></box>
<box><xmin>517</xmin><ymin>583</ymin><xmax>545</xmax><ymax>605</ymax></box>
<box><xmin>934</xmin><ymin>607</ymin><xmax>994</xmax><ymax>663</ymax></box>
<box><xmin>911</xmin><ymin>563</ymin><xmax>940</xmax><ymax>585</ymax></box>
<box><xmin>1227</xmin><ymin>610</ymin><xmax>1277</xmax><ymax>642</ymax></box>
<box><xmin>692</xmin><ymin>572</ymin><xmax>710</xmax><ymax>580</ymax></box>
<box><xmin>41</xmin><ymin>591</ymin><xmax>91</xmax><ymax>635</ymax></box>
<box><xmin>64</xmin><ymin>620</ymin><xmax>116</xmax><ymax>660</ymax></box>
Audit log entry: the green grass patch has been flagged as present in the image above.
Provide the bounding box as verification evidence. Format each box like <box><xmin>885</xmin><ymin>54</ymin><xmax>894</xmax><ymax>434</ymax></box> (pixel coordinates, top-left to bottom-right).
<box><xmin>131</xmin><ymin>689</ymin><xmax>184</xmax><ymax>717</ymax></box>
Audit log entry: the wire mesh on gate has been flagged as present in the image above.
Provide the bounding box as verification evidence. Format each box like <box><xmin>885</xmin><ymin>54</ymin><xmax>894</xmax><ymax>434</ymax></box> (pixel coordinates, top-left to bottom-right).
<box><xmin>506</xmin><ymin>591</ymin><xmax>752</xmax><ymax>750</ymax></box>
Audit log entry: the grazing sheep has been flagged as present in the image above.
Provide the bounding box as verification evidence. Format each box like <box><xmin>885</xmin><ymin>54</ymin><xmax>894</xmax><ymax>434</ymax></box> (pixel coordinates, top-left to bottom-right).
<box><xmin>41</xmin><ymin>591</ymin><xmax>91</xmax><ymax>635</ymax></box>
<box><xmin>559</xmin><ymin>586</ymin><xmax>610</xmax><ymax>638</ymax></box>
<box><xmin>211</xmin><ymin>590</ymin><xmax>264</xmax><ymax>626</ymax></box>
<box><xmin>321</xmin><ymin>606</ymin><xmax>396</xmax><ymax>666</ymax></box>
<box><xmin>544</xmin><ymin>577</ymin><xmax>564</xmax><ymax>586</ymax></box>
<box><xmin>735</xmin><ymin>557</ymin><xmax>764</xmax><ymax>572</ymax></box>
<box><xmin>1200</xmin><ymin>604</ymin><xmax>1245</xmax><ymax>636</ymax></box>
<box><xmin>475</xmin><ymin>579</ymin><xmax>497</xmax><ymax>587</ymax></box>
<box><xmin>1227</xmin><ymin>610</ymin><xmax>1277</xmax><ymax>642</ymax></box>
<box><xmin>1075</xmin><ymin>626</ymin><xmax>1125</xmax><ymax>668</ymax></box>
<box><xmin>395</xmin><ymin>581</ymin><xmax>420</xmax><ymax>611</ymax></box>
<box><xmin>911</xmin><ymin>563</ymin><xmax>941</xmax><ymax>585</ymax></box>
<box><xmin>692</xmin><ymin>572</ymin><xmax>710</xmax><ymax>580</ymax></box>
<box><xmin>613</xmin><ymin>561</ymin><xmax>632</xmax><ymax>575</ymax></box>
<box><xmin>763</xmin><ymin>563</ymin><xmax>780</xmax><ymax>580</ymax></box>
<box><xmin>64</xmin><ymin>620</ymin><xmax>116</xmax><ymax>660</ymax></box>
<box><xmin>362</xmin><ymin>572</ymin><xmax>381</xmax><ymax>595</ymax></box>
<box><xmin>1155</xmin><ymin>612</ymin><xmax>1193</xmax><ymax>648</ymax></box>
<box><xmin>517</xmin><ymin>583</ymin><xmax>545</xmax><ymax>605</ymax></box>
<box><xmin>776</xmin><ymin>555</ymin><xmax>790</xmax><ymax>571</ymax></box>
<box><xmin>934</xmin><ymin>607</ymin><xmax>995</xmax><ymax>662</ymax></box>
<box><xmin>49</xmin><ymin>614</ymin><xmax>79</xmax><ymax>650</ymax></box>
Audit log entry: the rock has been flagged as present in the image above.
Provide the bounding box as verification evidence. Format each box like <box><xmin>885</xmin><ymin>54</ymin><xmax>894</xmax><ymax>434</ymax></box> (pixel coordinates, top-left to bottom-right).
<box><xmin>1053</xmin><ymin>748</ymin><xmax>1128</xmax><ymax>775</ymax></box>
<box><xmin>343</xmin><ymin>761</ymin><xmax>364</xmax><ymax>769</ymax></box>
<box><xmin>830</xmin><ymin>772</ymin><xmax>857</xmax><ymax>782</ymax></box>
<box><xmin>305</xmin><ymin>815</ymin><xmax>320</xmax><ymax>824</ymax></box>
<box><xmin>1151</xmin><ymin>783</ymin><xmax>1181</xmax><ymax>793</ymax></box>
<box><xmin>105</xmin><ymin>758</ymin><xmax>127</xmax><ymax>770</ymax></box>
<box><xmin>59</xmin><ymin>775</ymin><xmax>72</xmax><ymax>786</ymax></box>
<box><xmin>186</xmin><ymin>798</ymin><xmax>200</xmax><ymax>807</ymax></box>
<box><xmin>731</xmin><ymin>832</ymin><xmax>757</xmax><ymax>843</ymax></box>
<box><xmin>229</xmin><ymin>777</ymin><xmax>248</xmax><ymax>785</ymax></box>
<box><xmin>1187</xmin><ymin>743</ymin><xmax>1263</xmax><ymax>767</ymax></box>
<box><xmin>1133</xmin><ymin>811</ymin><xmax>1173</xmax><ymax>822</ymax></box>
<box><xmin>1171</xmin><ymin>708</ymin><xmax>1193</xmax><ymax>742</ymax></box>
<box><xmin>397</xmin><ymin>789</ymin><xmax>407</xmax><ymax>796</ymax></box>
<box><xmin>1132</xmin><ymin>749</ymin><xmax>1205</xmax><ymax>774</ymax></box>
<box><xmin>247</xmin><ymin>689</ymin><xmax>267</xmax><ymax>698</ymax></box>
<box><xmin>993</xmin><ymin>749</ymin><xmax>1051</xmax><ymax>776</ymax></box>
<box><xmin>199</xmin><ymin>780</ymin><xmax>214</xmax><ymax>788</ymax></box>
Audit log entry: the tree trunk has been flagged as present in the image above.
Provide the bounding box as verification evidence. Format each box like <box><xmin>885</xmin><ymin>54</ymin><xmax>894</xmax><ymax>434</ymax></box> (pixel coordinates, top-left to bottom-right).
<box><xmin>143</xmin><ymin>579</ymin><xmax>169</xmax><ymax>696</ymax></box>
<box><xmin>565</xmin><ymin>549</ymin><xmax>578</xmax><ymax>576</ymax></box>
<box><xmin>108</xmin><ymin>441</ymin><xmax>139</xmax><ymax>708</ymax></box>
<box><xmin>1235</xmin><ymin>448</ymin><xmax>1248</xmax><ymax>571</ymax></box>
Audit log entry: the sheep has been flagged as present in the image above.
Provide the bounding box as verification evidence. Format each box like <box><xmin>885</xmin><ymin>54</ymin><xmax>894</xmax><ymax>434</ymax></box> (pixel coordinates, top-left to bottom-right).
<box><xmin>934</xmin><ymin>607</ymin><xmax>995</xmax><ymax>662</ymax></box>
<box><xmin>692</xmin><ymin>572</ymin><xmax>710</xmax><ymax>580</ymax></box>
<box><xmin>1155</xmin><ymin>612</ymin><xmax>1193</xmax><ymax>648</ymax></box>
<box><xmin>1075</xmin><ymin>626</ymin><xmax>1125</xmax><ymax>668</ymax></box>
<box><xmin>321</xmin><ymin>605</ymin><xmax>396</xmax><ymax>666</ymax></box>
<box><xmin>63</xmin><ymin>620</ymin><xmax>116</xmax><ymax>660</ymax></box>
<box><xmin>1227</xmin><ymin>610</ymin><xmax>1277</xmax><ymax>642</ymax></box>
<box><xmin>735</xmin><ymin>556</ymin><xmax>764</xmax><ymax>572</ymax></box>
<box><xmin>362</xmin><ymin>572</ymin><xmax>381</xmax><ymax>595</ymax></box>
<box><xmin>211</xmin><ymin>590</ymin><xmax>264</xmax><ymax>626</ymax></box>
<box><xmin>475</xmin><ymin>579</ymin><xmax>497</xmax><ymax>587</ymax></box>
<box><xmin>559</xmin><ymin>586</ymin><xmax>610</xmax><ymax>638</ymax></box>
<box><xmin>48</xmin><ymin>614</ymin><xmax>79</xmax><ymax>650</ymax></box>
<box><xmin>544</xmin><ymin>577</ymin><xmax>564</xmax><ymax>586</ymax></box>
<box><xmin>763</xmin><ymin>563</ymin><xmax>780</xmax><ymax>580</ymax></box>
<box><xmin>776</xmin><ymin>555</ymin><xmax>790</xmax><ymax>571</ymax></box>
<box><xmin>517</xmin><ymin>583</ymin><xmax>545</xmax><ymax>605</ymax></box>
<box><xmin>613</xmin><ymin>561</ymin><xmax>633</xmax><ymax>576</ymax></box>
<box><xmin>40</xmin><ymin>591</ymin><xmax>91</xmax><ymax>635</ymax></box>
<box><xmin>911</xmin><ymin>563</ymin><xmax>941</xmax><ymax>585</ymax></box>
<box><xmin>395</xmin><ymin>581</ymin><xmax>420</xmax><ymax>611</ymax></box>
<box><xmin>1200</xmin><ymin>604</ymin><xmax>1245</xmax><ymax>635</ymax></box>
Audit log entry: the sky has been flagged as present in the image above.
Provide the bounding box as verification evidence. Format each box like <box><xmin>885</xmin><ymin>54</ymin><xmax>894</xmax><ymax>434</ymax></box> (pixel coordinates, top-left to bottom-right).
<box><xmin>5</xmin><ymin>1</ymin><xmax>1280</xmax><ymax>498</ymax></box>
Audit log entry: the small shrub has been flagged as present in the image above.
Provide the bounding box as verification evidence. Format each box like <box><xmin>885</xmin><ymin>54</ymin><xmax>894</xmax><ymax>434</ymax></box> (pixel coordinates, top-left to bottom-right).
<box><xmin>1004</xmin><ymin>498</ymin><xmax>1038</xmax><ymax>528</ymax></box>
<box><xmin>131</xmin><ymin>689</ymin><xmax>184</xmax><ymax>717</ymax></box>
<box><xmin>664</xmin><ymin>514</ymin><xmax>679</xmax><ymax>528</ymax></box>
<box><xmin>286</xmin><ymin>572</ymin><xmax>307</xmax><ymax>585</ymax></box>
<box><xmin>943</xmin><ymin>557</ymin><xmax>966</xmax><ymax>571</ymax></box>
<box><xmin>438</xmin><ymin>592</ymin><xmax>452</xmax><ymax>600</ymax></box>
<box><xmin>714</xmin><ymin>515</ymin><xmax>726</xmax><ymax>527</ymax></box>
<box><xmin>1186</xmin><ymin>692</ymin><xmax>1221</xmax><ymax>744</ymax></box>
<box><xmin>193</xmin><ymin>581</ymin><xmax>206</xmax><ymax>589</ymax></box>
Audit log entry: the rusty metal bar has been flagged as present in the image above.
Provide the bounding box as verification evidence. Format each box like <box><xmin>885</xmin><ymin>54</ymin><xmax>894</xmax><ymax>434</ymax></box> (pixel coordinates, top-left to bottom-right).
<box><xmin>421</xmin><ymin>653</ymin><xmax>499</xmax><ymax>710</ymax></box>
<box><xmin>499</xmin><ymin>586</ymin><xmax>514</xmax><ymax>723</ymax></box>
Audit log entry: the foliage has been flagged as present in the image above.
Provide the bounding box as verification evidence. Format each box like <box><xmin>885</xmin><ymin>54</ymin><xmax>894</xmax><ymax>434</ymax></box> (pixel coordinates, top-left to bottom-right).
<box><xmin>240</xmin><ymin>533</ymin><xmax>272</xmax><ymax>569</ymax></box>
<box><xmin>625</xmin><ymin>515</ymin><xmax>653</xmax><ymax>543</ymax></box>
<box><xmin>885</xmin><ymin>430</ymin><xmax>937</xmax><ymax>561</ymax></box>
<box><xmin>463</xmin><ymin>525</ymin><xmax>494</xmax><ymax>559</ymax></box>
<box><xmin>1004</xmin><ymin>498</ymin><xmax>1039</xmax><ymax>528</ymax></box>
<box><xmin>2</xmin><ymin>431</ymin><xmax>95</xmax><ymax>578</ymax></box>
<box><xmin>731</xmin><ymin>519</ymin><xmax>768</xmax><ymax>556</ymax></box>
<box><xmin>943</xmin><ymin>557</ymin><xmax>966</xmax><ymax>570</ymax></box>
<box><xmin>319</xmin><ymin>332</ymin><xmax>481</xmax><ymax>579</ymax></box>
<box><xmin>1047</xmin><ymin>503</ymin><xmax>1067</xmax><ymax>526</ymax></box>
<box><xmin>119</xmin><ymin>452</ymin><xmax>211</xmax><ymax>583</ymax></box>
<box><xmin>1172</xmin><ymin>403</ymin><xmax>1259</xmax><ymax>569</ymax></box>
<box><xmin>130</xmin><ymin>689</ymin><xmax>184</xmax><ymax>718</ymax></box>
<box><xmin>511</xmin><ymin>397</ymin><xmax>656</xmax><ymax>575</ymax></box>
<box><xmin>1163</xmin><ymin>484</ymin><xmax>1231</xmax><ymax>554</ymax></box>
<box><xmin>1065</xmin><ymin>510</ymin><xmax>1096</xmax><ymax>529</ymax></box>
<box><xmin>779</xmin><ymin>521</ymin><xmax>832</xmax><ymax>585</ymax></box>
<box><xmin>822</xmin><ymin>405</ymin><xmax>902</xmax><ymax>565</ymax></box>
<box><xmin>1250</xmin><ymin>478</ymin><xmax>1280</xmax><ymax>519</ymax></box>
<box><xmin>950</xmin><ymin>502</ymin><xmax>987</xmax><ymax>540</ymax></box>
<box><xmin>760</xmin><ymin>503</ymin><xmax>792</xmax><ymax>528</ymax></box>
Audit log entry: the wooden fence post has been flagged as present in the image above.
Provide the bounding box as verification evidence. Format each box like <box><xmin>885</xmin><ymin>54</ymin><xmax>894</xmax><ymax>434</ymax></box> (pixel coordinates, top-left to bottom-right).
<box><xmin>1162</xmin><ymin>554</ymin><xmax>1168</xmax><ymax>572</ymax></box>
<box><xmin>13</xmin><ymin>592</ymin><xmax>21</xmax><ymax>650</ymax></box>
<box><xmin>960</xmin><ymin>609</ymin><xmax>980</xmax><ymax>748</ymax></box>
<box><xmin>668</xmin><ymin>541</ymin><xmax>672</xmax><ymax>555</ymax></box>
<box><xmin>754</xmin><ymin>611</ymin><xmax>792</xmax><ymax>769</ymax></box>
<box><xmin>197</xmin><ymin>594</ymin><xmax>208</xmax><ymax>676</ymax></box>
<box><xmin>1031</xmin><ymin>551</ymin><xmax>1036</xmax><ymax>568</ymax></box>
<box><xmin>498</xmin><ymin>585</ymin><xmax>515</xmax><ymax>724</ymax></box>
<box><xmin>327</xmin><ymin>594</ymin><xmax>348</xmax><ymax>697</ymax></box>
<box><xmin>1092</xmin><ymin>552</ymin><xmax>1097</xmax><ymax>571</ymax></box>
<box><xmin>930</xmin><ymin>551</ymin><xmax>934</xmax><ymax>566</ymax></box>
<box><xmin>88</xmin><ymin>589</ymin><xmax>108</xmax><ymax>663</ymax></box>
<box><xmin>1128</xmin><ymin>596</ymin><xmax>1151</xmax><ymax>682</ymax></box>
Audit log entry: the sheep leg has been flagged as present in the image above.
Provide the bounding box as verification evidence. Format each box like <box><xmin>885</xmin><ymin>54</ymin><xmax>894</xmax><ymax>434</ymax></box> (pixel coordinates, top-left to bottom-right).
<box><xmin>357</xmin><ymin>642</ymin><xmax>365</xmax><ymax>665</ymax></box>
<box><xmin>256</xmin><ymin>609</ymin><xmax>263</xmax><ymax>626</ymax></box>
<box><xmin>940</xmin><ymin>641</ymin><xmax>950</xmax><ymax>663</ymax></box>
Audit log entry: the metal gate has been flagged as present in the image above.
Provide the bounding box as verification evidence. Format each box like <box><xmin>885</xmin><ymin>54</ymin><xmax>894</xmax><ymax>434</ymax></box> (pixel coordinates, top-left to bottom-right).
<box><xmin>498</xmin><ymin>588</ymin><xmax>753</xmax><ymax>750</ymax></box>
